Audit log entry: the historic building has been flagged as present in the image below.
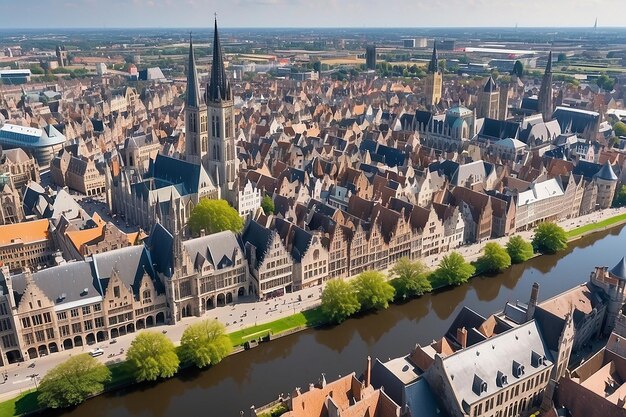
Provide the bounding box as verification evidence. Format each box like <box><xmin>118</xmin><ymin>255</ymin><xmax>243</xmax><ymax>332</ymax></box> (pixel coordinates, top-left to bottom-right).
<box><xmin>0</xmin><ymin>219</ymin><xmax>55</xmax><ymax>272</ymax></box>
<box><xmin>538</xmin><ymin>52</ymin><xmax>554</xmax><ymax>122</ymax></box>
<box><xmin>424</xmin><ymin>43</ymin><xmax>443</xmax><ymax>108</ymax></box>
<box><xmin>0</xmin><ymin>148</ymin><xmax>40</xmax><ymax>190</ymax></box>
<box><xmin>477</xmin><ymin>76</ymin><xmax>500</xmax><ymax>120</ymax></box>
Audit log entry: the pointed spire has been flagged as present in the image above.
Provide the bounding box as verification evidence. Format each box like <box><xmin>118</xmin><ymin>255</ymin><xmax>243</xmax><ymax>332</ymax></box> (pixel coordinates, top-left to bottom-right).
<box><xmin>207</xmin><ymin>15</ymin><xmax>231</xmax><ymax>103</ymax></box>
<box><xmin>428</xmin><ymin>41</ymin><xmax>439</xmax><ymax>74</ymax></box>
<box><xmin>186</xmin><ymin>33</ymin><xmax>202</xmax><ymax>108</ymax></box>
<box><xmin>544</xmin><ymin>51</ymin><xmax>553</xmax><ymax>75</ymax></box>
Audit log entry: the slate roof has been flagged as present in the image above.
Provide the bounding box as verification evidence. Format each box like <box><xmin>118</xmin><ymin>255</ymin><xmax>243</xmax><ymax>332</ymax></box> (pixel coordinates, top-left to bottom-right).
<box><xmin>610</xmin><ymin>257</ymin><xmax>626</xmax><ymax>281</ymax></box>
<box><xmin>148</xmin><ymin>223</ymin><xmax>174</xmax><ymax>277</ymax></box>
<box><xmin>483</xmin><ymin>76</ymin><xmax>497</xmax><ymax>93</ymax></box>
<box><xmin>93</xmin><ymin>245</ymin><xmax>162</xmax><ymax>297</ymax></box>
<box><xmin>572</xmin><ymin>161</ymin><xmax>603</xmax><ymax>180</ymax></box>
<box><xmin>241</xmin><ymin>220</ymin><xmax>273</xmax><ymax>269</ymax></box>
<box><xmin>553</xmin><ymin>107</ymin><xmax>600</xmax><ymax>135</ymax></box>
<box><xmin>440</xmin><ymin>321</ymin><xmax>553</xmax><ymax>410</ymax></box>
<box><xmin>596</xmin><ymin>161</ymin><xmax>618</xmax><ymax>181</ymax></box>
<box><xmin>183</xmin><ymin>231</ymin><xmax>242</xmax><ymax>270</ymax></box>
<box><xmin>207</xmin><ymin>18</ymin><xmax>231</xmax><ymax>102</ymax></box>
<box><xmin>481</xmin><ymin>118</ymin><xmax>520</xmax><ymax>140</ymax></box>
<box><xmin>147</xmin><ymin>153</ymin><xmax>211</xmax><ymax>195</ymax></box>
<box><xmin>186</xmin><ymin>35</ymin><xmax>202</xmax><ymax>108</ymax></box>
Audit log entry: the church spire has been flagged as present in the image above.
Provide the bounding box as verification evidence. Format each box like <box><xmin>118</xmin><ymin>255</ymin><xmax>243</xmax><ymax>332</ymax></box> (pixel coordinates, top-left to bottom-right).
<box><xmin>207</xmin><ymin>15</ymin><xmax>231</xmax><ymax>102</ymax></box>
<box><xmin>428</xmin><ymin>41</ymin><xmax>439</xmax><ymax>74</ymax></box>
<box><xmin>186</xmin><ymin>33</ymin><xmax>201</xmax><ymax>108</ymax></box>
<box><xmin>544</xmin><ymin>51</ymin><xmax>553</xmax><ymax>75</ymax></box>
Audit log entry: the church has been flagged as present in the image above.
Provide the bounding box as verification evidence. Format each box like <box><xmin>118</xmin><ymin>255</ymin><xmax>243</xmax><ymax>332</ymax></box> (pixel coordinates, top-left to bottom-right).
<box><xmin>106</xmin><ymin>18</ymin><xmax>239</xmax><ymax>235</ymax></box>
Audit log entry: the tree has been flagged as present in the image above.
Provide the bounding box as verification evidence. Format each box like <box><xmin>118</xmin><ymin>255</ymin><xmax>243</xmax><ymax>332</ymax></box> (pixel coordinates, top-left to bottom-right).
<box><xmin>506</xmin><ymin>235</ymin><xmax>535</xmax><ymax>264</ymax></box>
<box><xmin>320</xmin><ymin>279</ymin><xmax>360</xmax><ymax>324</ymax></box>
<box><xmin>430</xmin><ymin>252</ymin><xmax>475</xmax><ymax>287</ymax></box>
<box><xmin>127</xmin><ymin>332</ymin><xmax>179</xmax><ymax>382</ymax></box>
<box><xmin>557</xmin><ymin>53</ymin><xmax>568</xmax><ymax>62</ymax></box>
<box><xmin>188</xmin><ymin>198</ymin><xmax>243</xmax><ymax>236</ymax></box>
<box><xmin>477</xmin><ymin>242</ymin><xmax>511</xmax><ymax>273</ymax></box>
<box><xmin>532</xmin><ymin>222</ymin><xmax>568</xmax><ymax>254</ymax></box>
<box><xmin>354</xmin><ymin>270</ymin><xmax>395</xmax><ymax>310</ymax></box>
<box><xmin>38</xmin><ymin>354</ymin><xmax>111</xmax><ymax>408</ymax></box>
<box><xmin>389</xmin><ymin>258</ymin><xmax>431</xmax><ymax>300</ymax></box>
<box><xmin>597</xmin><ymin>74</ymin><xmax>616</xmax><ymax>91</ymax></box>
<box><xmin>261</xmin><ymin>195</ymin><xmax>275</xmax><ymax>215</ymax></box>
<box><xmin>179</xmin><ymin>319</ymin><xmax>232</xmax><ymax>368</ymax></box>
<box><xmin>512</xmin><ymin>60</ymin><xmax>524</xmax><ymax>78</ymax></box>
<box><xmin>614</xmin><ymin>185</ymin><xmax>626</xmax><ymax>207</ymax></box>
<box><xmin>614</xmin><ymin>121</ymin><xmax>626</xmax><ymax>137</ymax></box>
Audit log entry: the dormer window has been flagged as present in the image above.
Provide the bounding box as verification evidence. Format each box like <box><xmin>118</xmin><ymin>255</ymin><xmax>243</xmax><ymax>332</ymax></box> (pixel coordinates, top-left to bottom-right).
<box><xmin>472</xmin><ymin>374</ymin><xmax>488</xmax><ymax>396</ymax></box>
<box><xmin>512</xmin><ymin>360</ymin><xmax>525</xmax><ymax>378</ymax></box>
<box><xmin>531</xmin><ymin>351</ymin><xmax>545</xmax><ymax>367</ymax></box>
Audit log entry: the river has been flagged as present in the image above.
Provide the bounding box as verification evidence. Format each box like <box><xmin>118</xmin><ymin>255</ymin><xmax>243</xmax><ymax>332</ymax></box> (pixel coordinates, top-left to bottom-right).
<box><xmin>51</xmin><ymin>225</ymin><xmax>626</xmax><ymax>417</ymax></box>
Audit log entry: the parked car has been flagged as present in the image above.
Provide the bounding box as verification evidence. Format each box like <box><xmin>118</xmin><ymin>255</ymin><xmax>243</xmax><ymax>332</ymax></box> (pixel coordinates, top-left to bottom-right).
<box><xmin>89</xmin><ymin>348</ymin><xmax>104</xmax><ymax>357</ymax></box>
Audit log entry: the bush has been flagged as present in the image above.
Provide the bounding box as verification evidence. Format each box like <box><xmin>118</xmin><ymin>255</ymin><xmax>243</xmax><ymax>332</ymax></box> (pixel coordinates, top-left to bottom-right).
<box><xmin>188</xmin><ymin>198</ymin><xmax>243</xmax><ymax>236</ymax></box>
<box><xmin>261</xmin><ymin>195</ymin><xmax>275</xmax><ymax>215</ymax></box>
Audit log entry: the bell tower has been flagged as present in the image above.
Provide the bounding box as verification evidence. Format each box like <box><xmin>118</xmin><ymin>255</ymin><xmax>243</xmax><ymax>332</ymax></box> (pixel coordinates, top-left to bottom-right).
<box><xmin>184</xmin><ymin>34</ymin><xmax>208</xmax><ymax>166</ymax></box>
<box><xmin>206</xmin><ymin>17</ymin><xmax>238</xmax><ymax>204</ymax></box>
<box><xmin>424</xmin><ymin>42</ymin><xmax>443</xmax><ymax>108</ymax></box>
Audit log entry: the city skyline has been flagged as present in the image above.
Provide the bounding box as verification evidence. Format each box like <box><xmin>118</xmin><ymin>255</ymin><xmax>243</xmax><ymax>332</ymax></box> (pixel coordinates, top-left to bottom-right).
<box><xmin>0</xmin><ymin>0</ymin><xmax>623</xmax><ymax>29</ymax></box>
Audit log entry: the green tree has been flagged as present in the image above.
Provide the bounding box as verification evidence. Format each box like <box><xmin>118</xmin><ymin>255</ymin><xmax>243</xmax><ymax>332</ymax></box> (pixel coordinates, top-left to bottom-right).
<box><xmin>476</xmin><ymin>242</ymin><xmax>511</xmax><ymax>273</ymax></box>
<box><xmin>532</xmin><ymin>222</ymin><xmax>568</xmax><ymax>254</ymax></box>
<box><xmin>188</xmin><ymin>198</ymin><xmax>243</xmax><ymax>236</ymax></box>
<box><xmin>512</xmin><ymin>60</ymin><xmax>524</xmax><ymax>78</ymax></box>
<box><xmin>614</xmin><ymin>121</ymin><xmax>626</xmax><ymax>137</ymax></box>
<box><xmin>557</xmin><ymin>53</ymin><xmax>568</xmax><ymax>62</ymax></box>
<box><xmin>261</xmin><ymin>195</ymin><xmax>275</xmax><ymax>215</ymax></box>
<box><xmin>354</xmin><ymin>270</ymin><xmax>395</xmax><ymax>310</ymax></box>
<box><xmin>37</xmin><ymin>354</ymin><xmax>111</xmax><ymax>409</ymax></box>
<box><xmin>179</xmin><ymin>319</ymin><xmax>232</xmax><ymax>368</ymax></box>
<box><xmin>127</xmin><ymin>332</ymin><xmax>179</xmax><ymax>382</ymax></box>
<box><xmin>389</xmin><ymin>257</ymin><xmax>431</xmax><ymax>300</ymax></box>
<box><xmin>597</xmin><ymin>74</ymin><xmax>616</xmax><ymax>91</ymax></box>
<box><xmin>430</xmin><ymin>252</ymin><xmax>475</xmax><ymax>287</ymax></box>
<box><xmin>613</xmin><ymin>185</ymin><xmax>626</xmax><ymax>207</ymax></box>
<box><xmin>506</xmin><ymin>235</ymin><xmax>535</xmax><ymax>264</ymax></box>
<box><xmin>320</xmin><ymin>279</ymin><xmax>360</xmax><ymax>324</ymax></box>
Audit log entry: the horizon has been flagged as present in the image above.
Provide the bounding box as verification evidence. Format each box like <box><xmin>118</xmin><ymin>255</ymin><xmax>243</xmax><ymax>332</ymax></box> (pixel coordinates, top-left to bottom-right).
<box><xmin>0</xmin><ymin>0</ymin><xmax>623</xmax><ymax>30</ymax></box>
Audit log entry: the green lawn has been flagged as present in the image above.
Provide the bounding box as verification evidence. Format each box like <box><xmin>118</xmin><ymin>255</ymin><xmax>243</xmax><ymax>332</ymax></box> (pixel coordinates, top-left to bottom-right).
<box><xmin>0</xmin><ymin>390</ymin><xmax>38</xmax><ymax>417</ymax></box>
<box><xmin>566</xmin><ymin>213</ymin><xmax>626</xmax><ymax>238</ymax></box>
<box><xmin>228</xmin><ymin>308</ymin><xmax>326</xmax><ymax>346</ymax></box>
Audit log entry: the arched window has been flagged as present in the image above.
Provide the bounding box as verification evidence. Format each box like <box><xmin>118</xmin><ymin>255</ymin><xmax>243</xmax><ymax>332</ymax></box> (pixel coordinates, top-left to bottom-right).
<box><xmin>313</xmin><ymin>249</ymin><xmax>320</xmax><ymax>261</ymax></box>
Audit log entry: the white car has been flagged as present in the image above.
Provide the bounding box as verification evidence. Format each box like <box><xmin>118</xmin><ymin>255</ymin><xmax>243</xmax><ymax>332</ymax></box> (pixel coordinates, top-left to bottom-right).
<box><xmin>89</xmin><ymin>348</ymin><xmax>104</xmax><ymax>357</ymax></box>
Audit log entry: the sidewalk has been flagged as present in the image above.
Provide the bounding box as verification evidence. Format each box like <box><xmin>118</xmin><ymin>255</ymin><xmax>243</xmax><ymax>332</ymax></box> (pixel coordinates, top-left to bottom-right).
<box><xmin>1</xmin><ymin>206</ymin><xmax>625</xmax><ymax>401</ymax></box>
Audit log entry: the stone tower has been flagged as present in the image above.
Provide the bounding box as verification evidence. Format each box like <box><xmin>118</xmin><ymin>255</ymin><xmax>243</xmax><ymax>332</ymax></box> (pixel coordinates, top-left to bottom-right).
<box><xmin>477</xmin><ymin>75</ymin><xmax>500</xmax><ymax>119</ymax></box>
<box><xmin>538</xmin><ymin>51</ymin><xmax>554</xmax><ymax>121</ymax></box>
<box><xmin>595</xmin><ymin>161</ymin><xmax>618</xmax><ymax>209</ymax></box>
<box><xmin>184</xmin><ymin>34</ymin><xmax>208</xmax><ymax>166</ymax></box>
<box><xmin>424</xmin><ymin>42</ymin><xmax>443</xmax><ymax>108</ymax></box>
<box><xmin>604</xmin><ymin>257</ymin><xmax>626</xmax><ymax>335</ymax></box>
<box><xmin>206</xmin><ymin>18</ymin><xmax>238</xmax><ymax>205</ymax></box>
<box><xmin>55</xmin><ymin>45</ymin><xmax>68</xmax><ymax>67</ymax></box>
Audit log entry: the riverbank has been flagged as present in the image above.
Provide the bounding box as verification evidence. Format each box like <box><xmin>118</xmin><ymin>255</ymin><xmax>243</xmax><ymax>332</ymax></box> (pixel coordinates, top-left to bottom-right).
<box><xmin>3</xmin><ymin>208</ymin><xmax>626</xmax><ymax>417</ymax></box>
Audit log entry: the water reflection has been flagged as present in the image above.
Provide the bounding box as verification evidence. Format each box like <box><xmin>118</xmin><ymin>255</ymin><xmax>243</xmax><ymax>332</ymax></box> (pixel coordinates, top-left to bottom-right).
<box><xmin>53</xmin><ymin>224</ymin><xmax>626</xmax><ymax>417</ymax></box>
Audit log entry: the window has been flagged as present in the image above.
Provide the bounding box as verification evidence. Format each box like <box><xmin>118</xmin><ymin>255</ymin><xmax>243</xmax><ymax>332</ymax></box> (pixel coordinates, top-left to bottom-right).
<box><xmin>21</xmin><ymin>317</ymin><xmax>31</xmax><ymax>328</ymax></box>
<box><xmin>43</xmin><ymin>312</ymin><xmax>51</xmax><ymax>323</ymax></box>
<box><xmin>0</xmin><ymin>303</ymin><xmax>7</xmax><ymax>316</ymax></box>
<box><xmin>2</xmin><ymin>334</ymin><xmax>16</xmax><ymax>349</ymax></box>
<box><xmin>0</xmin><ymin>318</ymin><xmax>11</xmax><ymax>331</ymax></box>
<box><xmin>114</xmin><ymin>286</ymin><xmax>120</xmax><ymax>298</ymax></box>
<box><xmin>35</xmin><ymin>330</ymin><xmax>45</xmax><ymax>342</ymax></box>
<box><xmin>84</xmin><ymin>320</ymin><xmax>93</xmax><ymax>331</ymax></box>
<box><xmin>70</xmin><ymin>309</ymin><xmax>79</xmax><ymax>318</ymax></box>
<box><xmin>71</xmin><ymin>323</ymin><xmax>82</xmax><ymax>334</ymax></box>
<box><xmin>60</xmin><ymin>325</ymin><xmax>70</xmax><ymax>337</ymax></box>
<box><xmin>94</xmin><ymin>303</ymin><xmax>102</xmax><ymax>312</ymax></box>
<box><xmin>45</xmin><ymin>328</ymin><xmax>54</xmax><ymax>339</ymax></box>
<box><xmin>24</xmin><ymin>333</ymin><xmax>34</xmax><ymax>345</ymax></box>
<box><xmin>32</xmin><ymin>315</ymin><xmax>43</xmax><ymax>326</ymax></box>
<box><xmin>82</xmin><ymin>306</ymin><xmax>91</xmax><ymax>315</ymax></box>
<box><xmin>57</xmin><ymin>312</ymin><xmax>67</xmax><ymax>321</ymax></box>
<box><xmin>95</xmin><ymin>317</ymin><xmax>105</xmax><ymax>328</ymax></box>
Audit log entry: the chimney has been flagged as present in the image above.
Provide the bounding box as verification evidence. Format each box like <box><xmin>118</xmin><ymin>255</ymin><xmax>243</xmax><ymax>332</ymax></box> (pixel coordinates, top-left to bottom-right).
<box><xmin>527</xmin><ymin>282</ymin><xmax>540</xmax><ymax>321</ymax></box>
<box><xmin>457</xmin><ymin>327</ymin><xmax>468</xmax><ymax>349</ymax></box>
<box><xmin>365</xmin><ymin>356</ymin><xmax>372</xmax><ymax>387</ymax></box>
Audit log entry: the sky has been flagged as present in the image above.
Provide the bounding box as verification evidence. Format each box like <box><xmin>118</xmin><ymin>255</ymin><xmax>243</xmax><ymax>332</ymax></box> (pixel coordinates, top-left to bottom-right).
<box><xmin>0</xmin><ymin>0</ymin><xmax>622</xmax><ymax>29</ymax></box>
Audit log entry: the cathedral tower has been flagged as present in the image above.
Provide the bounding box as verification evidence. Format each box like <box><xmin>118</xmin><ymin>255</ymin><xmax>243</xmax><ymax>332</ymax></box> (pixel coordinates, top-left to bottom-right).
<box><xmin>424</xmin><ymin>42</ymin><xmax>443</xmax><ymax>108</ymax></box>
<box><xmin>538</xmin><ymin>51</ymin><xmax>554</xmax><ymax>121</ymax></box>
<box><xmin>206</xmin><ymin>18</ymin><xmax>238</xmax><ymax>204</ymax></box>
<box><xmin>477</xmin><ymin>75</ymin><xmax>500</xmax><ymax>119</ymax></box>
<box><xmin>184</xmin><ymin>35</ymin><xmax>208</xmax><ymax>166</ymax></box>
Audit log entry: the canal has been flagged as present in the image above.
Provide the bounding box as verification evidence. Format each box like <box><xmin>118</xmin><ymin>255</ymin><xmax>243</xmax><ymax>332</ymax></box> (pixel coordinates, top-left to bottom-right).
<box><xmin>53</xmin><ymin>225</ymin><xmax>626</xmax><ymax>417</ymax></box>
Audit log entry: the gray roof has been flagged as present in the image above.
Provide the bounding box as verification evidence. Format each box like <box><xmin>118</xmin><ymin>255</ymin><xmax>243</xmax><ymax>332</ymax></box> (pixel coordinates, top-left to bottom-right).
<box><xmin>596</xmin><ymin>161</ymin><xmax>618</xmax><ymax>181</ymax></box>
<box><xmin>93</xmin><ymin>245</ymin><xmax>162</xmax><ymax>297</ymax></box>
<box><xmin>610</xmin><ymin>257</ymin><xmax>626</xmax><ymax>281</ymax></box>
<box><xmin>10</xmin><ymin>261</ymin><xmax>102</xmax><ymax>309</ymax></box>
<box><xmin>440</xmin><ymin>320</ymin><xmax>553</xmax><ymax>410</ymax></box>
<box><xmin>183</xmin><ymin>231</ymin><xmax>242</xmax><ymax>270</ymax></box>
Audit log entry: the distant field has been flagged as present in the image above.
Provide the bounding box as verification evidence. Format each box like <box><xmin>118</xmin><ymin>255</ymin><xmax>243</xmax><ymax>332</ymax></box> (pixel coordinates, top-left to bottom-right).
<box><xmin>320</xmin><ymin>58</ymin><xmax>365</xmax><ymax>65</ymax></box>
<box><xmin>561</xmin><ymin>65</ymin><xmax>626</xmax><ymax>74</ymax></box>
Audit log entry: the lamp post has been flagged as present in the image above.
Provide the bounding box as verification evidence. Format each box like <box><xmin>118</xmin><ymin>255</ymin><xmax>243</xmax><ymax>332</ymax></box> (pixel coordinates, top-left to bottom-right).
<box><xmin>28</xmin><ymin>373</ymin><xmax>39</xmax><ymax>390</ymax></box>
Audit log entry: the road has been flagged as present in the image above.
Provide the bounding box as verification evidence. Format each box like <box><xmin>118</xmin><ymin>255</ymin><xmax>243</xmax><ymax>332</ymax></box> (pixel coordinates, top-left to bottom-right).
<box><xmin>0</xmin><ymin>206</ymin><xmax>625</xmax><ymax>400</ymax></box>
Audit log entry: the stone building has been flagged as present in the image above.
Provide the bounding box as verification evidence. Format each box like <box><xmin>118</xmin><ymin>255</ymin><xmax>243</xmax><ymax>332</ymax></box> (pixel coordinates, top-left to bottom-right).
<box><xmin>0</xmin><ymin>219</ymin><xmax>55</xmax><ymax>272</ymax></box>
<box><xmin>477</xmin><ymin>76</ymin><xmax>500</xmax><ymax>120</ymax></box>
<box><xmin>424</xmin><ymin>43</ymin><xmax>443</xmax><ymax>108</ymax></box>
<box><xmin>50</xmin><ymin>150</ymin><xmax>106</xmax><ymax>196</ymax></box>
<box><xmin>0</xmin><ymin>148</ymin><xmax>40</xmax><ymax>190</ymax></box>
<box><xmin>0</xmin><ymin>183</ymin><xmax>24</xmax><ymax>225</ymax></box>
